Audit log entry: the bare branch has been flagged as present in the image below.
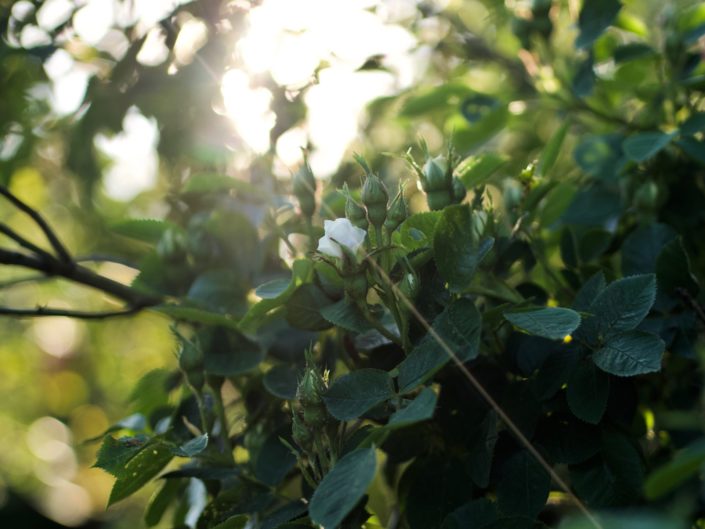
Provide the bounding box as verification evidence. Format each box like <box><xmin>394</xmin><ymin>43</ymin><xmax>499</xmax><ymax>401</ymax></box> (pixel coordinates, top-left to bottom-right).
<box><xmin>0</xmin><ymin>306</ymin><xmax>142</xmax><ymax>319</ymax></box>
<box><xmin>0</xmin><ymin>222</ymin><xmax>56</xmax><ymax>260</ymax></box>
<box><xmin>0</xmin><ymin>186</ymin><xmax>73</xmax><ymax>262</ymax></box>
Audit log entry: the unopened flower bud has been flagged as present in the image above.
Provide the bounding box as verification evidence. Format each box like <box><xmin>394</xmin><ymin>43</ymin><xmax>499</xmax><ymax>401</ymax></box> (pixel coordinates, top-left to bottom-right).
<box><xmin>384</xmin><ymin>189</ymin><xmax>407</xmax><ymax>232</ymax></box>
<box><xmin>362</xmin><ymin>173</ymin><xmax>388</xmax><ymax>228</ymax></box>
<box><xmin>452</xmin><ymin>177</ymin><xmax>467</xmax><ymax>204</ymax></box>
<box><xmin>292</xmin><ymin>411</ymin><xmax>312</xmax><ymax>448</ymax></box>
<box><xmin>422</xmin><ymin>155</ymin><xmax>452</xmax><ymax>192</ymax></box>
<box><xmin>297</xmin><ymin>366</ymin><xmax>325</xmax><ymax>407</ymax></box>
<box><xmin>345</xmin><ymin>193</ymin><xmax>369</xmax><ymax>231</ymax></box>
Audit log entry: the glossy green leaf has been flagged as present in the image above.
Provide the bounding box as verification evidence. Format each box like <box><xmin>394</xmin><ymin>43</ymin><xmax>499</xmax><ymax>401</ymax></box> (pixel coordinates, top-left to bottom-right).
<box><xmin>323</xmin><ymin>369</ymin><xmax>394</xmax><ymax>421</ymax></box>
<box><xmin>497</xmin><ymin>450</ymin><xmax>550</xmax><ymax>518</ymax></box>
<box><xmin>388</xmin><ymin>387</ymin><xmax>437</xmax><ymax>429</ymax></box>
<box><xmin>567</xmin><ymin>362</ymin><xmax>609</xmax><ymax>424</ymax></box>
<box><xmin>397</xmin><ymin>298</ymin><xmax>482</xmax><ymax>393</ymax></box>
<box><xmin>621</xmin><ymin>223</ymin><xmax>676</xmax><ymax>276</ymax></box>
<box><xmin>320</xmin><ymin>298</ymin><xmax>373</xmax><ymax>334</ymax></box>
<box><xmin>623</xmin><ymin>132</ymin><xmax>673</xmax><ymax>162</ymax></box>
<box><xmin>504</xmin><ymin>307</ymin><xmax>581</xmax><ymax>341</ymax></box>
<box><xmin>108</xmin><ymin>440</ymin><xmax>173</xmax><ymax>505</ymax></box>
<box><xmin>592</xmin><ymin>331</ymin><xmax>664</xmax><ymax>376</ymax></box>
<box><xmin>309</xmin><ymin>448</ymin><xmax>377</xmax><ymax>529</ymax></box>
<box><xmin>172</xmin><ymin>434</ymin><xmax>208</xmax><ymax>457</ymax></box>
<box><xmin>434</xmin><ymin>205</ymin><xmax>493</xmax><ymax>292</ymax></box>
<box><xmin>202</xmin><ymin>327</ymin><xmax>264</xmax><ymax>376</ymax></box>
<box><xmin>583</xmin><ymin>274</ymin><xmax>657</xmax><ymax>340</ymax></box>
<box><xmin>263</xmin><ymin>365</ymin><xmax>300</xmax><ymax>400</ymax></box>
<box><xmin>94</xmin><ymin>435</ymin><xmax>147</xmax><ymax>477</ymax></box>
<box><xmin>285</xmin><ymin>283</ymin><xmax>334</xmax><ymax>331</ymax></box>
<box><xmin>240</xmin><ymin>260</ymin><xmax>312</xmax><ymax>331</ymax></box>
<box><xmin>396</xmin><ymin>211</ymin><xmax>443</xmax><ymax>251</ymax></box>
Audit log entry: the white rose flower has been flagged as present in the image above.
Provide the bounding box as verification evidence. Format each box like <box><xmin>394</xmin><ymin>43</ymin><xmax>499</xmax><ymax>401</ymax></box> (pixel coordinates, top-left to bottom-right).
<box><xmin>317</xmin><ymin>218</ymin><xmax>367</xmax><ymax>259</ymax></box>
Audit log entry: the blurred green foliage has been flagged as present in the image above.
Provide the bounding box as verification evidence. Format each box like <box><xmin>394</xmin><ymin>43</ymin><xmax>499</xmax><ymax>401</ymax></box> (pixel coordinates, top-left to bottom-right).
<box><xmin>1</xmin><ymin>0</ymin><xmax>705</xmax><ymax>528</ymax></box>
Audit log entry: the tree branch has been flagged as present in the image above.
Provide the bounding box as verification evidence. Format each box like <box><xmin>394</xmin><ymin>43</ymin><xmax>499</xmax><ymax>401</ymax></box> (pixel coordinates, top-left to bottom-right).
<box><xmin>0</xmin><ymin>306</ymin><xmax>143</xmax><ymax>319</ymax></box>
<box><xmin>0</xmin><ymin>248</ymin><xmax>161</xmax><ymax>310</ymax></box>
<box><xmin>0</xmin><ymin>222</ymin><xmax>56</xmax><ymax>260</ymax></box>
<box><xmin>0</xmin><ymin>185</ymin><xmax>73</xmax><ymax>262</ymax></box>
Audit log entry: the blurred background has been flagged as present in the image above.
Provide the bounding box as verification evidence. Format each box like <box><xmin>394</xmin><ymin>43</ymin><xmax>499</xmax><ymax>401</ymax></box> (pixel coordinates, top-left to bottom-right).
<box><xmin>0</xmin><ymin>0</ymin><xmax>697</xmax><ymax>527</ymax></box>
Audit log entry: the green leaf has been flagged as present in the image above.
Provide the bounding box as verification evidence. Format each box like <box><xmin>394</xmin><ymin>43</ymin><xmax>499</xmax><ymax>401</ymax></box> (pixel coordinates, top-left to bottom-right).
<box><xmin>679</xmin><ymin>112</ymin><xmax>705</xmax><ymax>135</ymax></box>
<box><xmin>94</xmin><ymin>435</ymin><xmax>148</xmax><ymax>476</ymax></box>
<box><xmin>309</xmin><ymin>448</ymin><xmax>377</xmax><ymax>529</ymax></box>
<box><xmin>645</xmin><ymin>438</ymin><xmax>705</xmax><ymax>499</ymax></box>
<box><xmin>254</xmin><ymin>429</ymin><xmax>296</xmax><ymax>486</ymax></box>
<box><xmin>397</xmin><ymin>298</ymin><xmax>482</xmax><ymax>393</ymax></box>
<box><xmin>255</xmin><ymin>278</ymin><xmax>292</xmax><ymax>299</ymax></box>
<box><xmin>456</xmin><ymin>152</ymin><xmax>506</xmax><ymax>188</ymax></box>
<box><xmin>263</xmin><ymin>365</ymin><xmax>300</xmax><ymax>400</ymax></box>
<box><xmin>240</xmin><ymin>260</ymin><xmax>312</xmax><ymax>331</ymax></box>
<box><xmin>202</xmin><ymin>327</ymin><xmax>264</xmax><ymax>376</ymax></box>
<box><xmin>467</xmin><ymin>411</ymin><xmax>498</xmax><ymax>488</ymax></box>
<box><xmin>576</xmin><ymin>0</ymin><xmax>622</xmax><ymax>49</ymax></box>
<box><xmin>395</xmin><ymin>211</ymin><xmax>443</xmax><ymax>252</ymax></box>
<box><xmin>623</xmin><ymin>132</ymin><xmax>673</xmax><ymax>162</ymax></box>
<box><xmin>567</xmin><ymin>362</ymin><xmax>610</xmax><ymax>424</ymax></box>
<box><xmin>441</xmin><ymin>499</ymin><xmax>498</xmax><ymax>529</ymax></box>
<box><xmin>211</xmin><ymin>515</ymin><xmax>250</xmax><ymax>529</ymax></box>
<box><xmin>434</xmin><ymin>205</ymin><xmax>493</xmax><ymax>292</ymax></box>
<box><xmin>323</xmin><ymin>369</ymin><xmax>394</xmax><ymax>421</ymax></box>
<box><xmin>537</xmin><ymin>122</ymin><xmax>569</xmax><ymax>177</ymax></box>
<box><xmin>571</xmin><ymin>430</ymin><xmax>644</xmax><ymax>506</ymax></box>
<box><xmin>583</xmin><ymin>274</ymin><xmax>657</xmax><ymax>340</ymax></box>
<box><xmin>676</xmin><ymin>137</ymin><xmax>705</xmax><ymax>165</ymax></box>
<box><xmin>592</xmin><ymin>331</ymin><xmax>664</xmax><ymax>376</ymax></box>
<box><xmin>285</xmin><ymin>283</ymin><xmax>334</xmax><ymax>331</ymax></box>
<box><xmin>320</xmin><ymin>298</ymin><xmax>373</xmax><ymax>334</ymax></box>
<box><xmin>128</xmin><ymin>369</ymin><xmax>171</xmax><ymax>417</ymax></box>
<box><xmin>621</xmin><ymin>223</ymin><xmax>676</xmax><ymax>276</ymax></box>
<box><xmin>572</xmin><ymin>272</ymin><xmax>606</xmax><ymax>312</ymax></box>
<box><xmin>504</xmin><ymin>307</ymin><xmax>581</xmax><ymax>341</ymax></box>
<box><xmin>187</xmin><ymin>269</ymin><xmax>247</xmax><ymax>313</ymax></box>
<box><xmin>656</xmin><ymin>237</ymin><xmax>699</xmax><ymax>297</ymax></box>
<box><xmin>172</xmin><ymin>434</ymin><xmax>208</xmax><ymax>457</ymax></box>
<box><xmin>497</xmin><ymin>450</ymin><xmax>550</xmax><ymax>518</ymax></box>
<box><xmin>388</xmin><ymin>387</ymin><xmax>437</xmax><ymax>429</ymax></box>
<box><xmin>145</xmin><ymin>478</ymin><xmax>184</xmax><ymax>527</ymax></box>
<box><xmin>111</xmin><ymin>219</ymin><xmax>177</xmax><ymax>243</ymax></box>
<box><xmin>108</xmin><ymin>440</ymin><xmax>174</xmax><ymax>505</ymax></box>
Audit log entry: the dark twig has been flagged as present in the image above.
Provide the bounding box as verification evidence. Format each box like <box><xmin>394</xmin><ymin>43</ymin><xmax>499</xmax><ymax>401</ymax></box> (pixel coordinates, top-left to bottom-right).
<box><xmin>0</xmin><ymin>306</ymin><xmax>142</xmax><ymax>319</ymax></box>
<box><xmin>0</xmin><ymin>248</ymin><xmax>160</xmax><ymax>310</ymax></box>
<box><xmin>0</xmin><ymin>222</ymin><xmax>56</xmax><ymax>260</ymax></box>
<box><xmin>0</xmin><ymin>186</ymin><xmax>73</xmax><ymax>263</ymax></box>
